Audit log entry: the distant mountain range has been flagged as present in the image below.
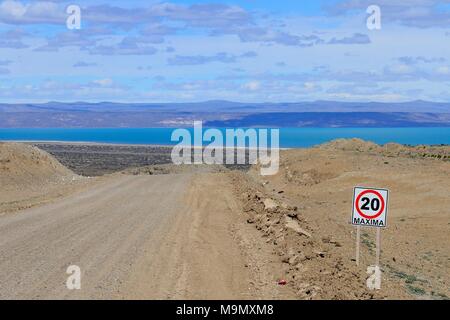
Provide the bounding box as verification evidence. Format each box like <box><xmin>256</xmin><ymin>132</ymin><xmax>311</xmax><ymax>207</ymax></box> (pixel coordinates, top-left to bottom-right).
<box><xmin>0</xmin><ymin>100</ymin><xmax>449</xmax><ymax>128</ymax></box>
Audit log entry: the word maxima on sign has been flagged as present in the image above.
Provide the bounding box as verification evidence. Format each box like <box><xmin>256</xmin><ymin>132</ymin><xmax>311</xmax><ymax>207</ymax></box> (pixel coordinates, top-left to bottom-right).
<box><xmin>351</xmin><ymin>187</ymin><xmax>389</xmax><ymax>228</ymax></box>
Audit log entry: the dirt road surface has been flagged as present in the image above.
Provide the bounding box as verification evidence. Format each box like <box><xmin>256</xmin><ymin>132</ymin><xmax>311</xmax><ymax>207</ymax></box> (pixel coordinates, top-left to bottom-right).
<box><xmin>121</xmin><ymin>173</ymin><xmax>293</xmax><ymax>300</ymax></box>
<box><xmin>0</xmin><ymin>172</ymin><xmax>291</xmax><ymax>300</ymax></box>
<box><xmin>0</xmin><ymin>174</ymin><xmax>191</xmax><ymax>299</ymax></box>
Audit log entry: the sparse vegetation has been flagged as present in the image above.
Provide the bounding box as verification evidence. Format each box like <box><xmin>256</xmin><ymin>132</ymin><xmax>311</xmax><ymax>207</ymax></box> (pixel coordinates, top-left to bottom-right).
<box><xmin>361</xmin><ymin>232</ymin><xmax>375</xmax><ymax>253</ymax></box>
<box><xmin>407</xmin><ymin>285</ymin><xmax>426</xmax><ymax>296</ymax></box>
<box><xmin>388</xmin><ymin>267</ymin><xmax>430</xmax><ymax>297</ymax></box>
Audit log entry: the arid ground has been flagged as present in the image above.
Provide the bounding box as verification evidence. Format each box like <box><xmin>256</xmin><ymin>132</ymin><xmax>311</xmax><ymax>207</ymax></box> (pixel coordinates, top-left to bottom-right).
<box><xmin>0</xmin><ymin>141</ymin><xmax>448</xmax><ymax>300</ymax></box>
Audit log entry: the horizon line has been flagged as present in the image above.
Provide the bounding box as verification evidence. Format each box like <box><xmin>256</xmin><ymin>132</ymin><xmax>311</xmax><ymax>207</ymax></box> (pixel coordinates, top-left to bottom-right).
<box><xmin>0</xmin><ymin>99</ymin><xmax>448</xmax><ymax>105</ymax></box>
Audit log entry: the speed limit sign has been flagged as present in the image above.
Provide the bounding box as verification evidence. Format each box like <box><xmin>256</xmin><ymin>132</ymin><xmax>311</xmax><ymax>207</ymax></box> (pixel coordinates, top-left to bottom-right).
<box><xmin>352</xmin><ymin>187</ymin><xmax>389</xmax><ymax>228</ymax></box>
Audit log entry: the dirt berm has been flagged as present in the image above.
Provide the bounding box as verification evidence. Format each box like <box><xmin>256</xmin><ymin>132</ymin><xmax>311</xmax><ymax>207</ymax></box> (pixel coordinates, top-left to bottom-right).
<box><xmin>229</xmin><ymin>139</ymin><xmax>449</xmax><ymax>299</ymax></box>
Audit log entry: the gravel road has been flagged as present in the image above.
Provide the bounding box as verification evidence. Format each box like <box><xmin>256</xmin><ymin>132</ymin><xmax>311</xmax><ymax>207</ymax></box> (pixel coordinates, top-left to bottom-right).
<box><xmin>0</xmin><ymin>174</ymin><xmax>190</xmax><ymax>299</ymax></box>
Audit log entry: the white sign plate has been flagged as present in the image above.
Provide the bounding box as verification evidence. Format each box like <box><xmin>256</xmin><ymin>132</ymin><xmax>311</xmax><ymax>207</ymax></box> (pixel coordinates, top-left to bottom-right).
<box><xmin>352</xmin><ymin>187</ymin><xmax>389</xmax><ymax>228</ymax></box>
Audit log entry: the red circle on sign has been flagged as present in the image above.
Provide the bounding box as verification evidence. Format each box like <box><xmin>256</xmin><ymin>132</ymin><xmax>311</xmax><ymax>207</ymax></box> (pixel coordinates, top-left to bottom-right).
<box><xmin>355</xmin><ymin>190</ymin><xmax>385</xmax><ymax>219</ymax></box>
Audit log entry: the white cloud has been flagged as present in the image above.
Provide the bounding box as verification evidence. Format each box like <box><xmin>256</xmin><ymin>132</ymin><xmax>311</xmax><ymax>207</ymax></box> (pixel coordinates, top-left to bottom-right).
<box><xmin>0</xmin><ymin>0</ymin><xmax>26</xmax><ymax>18</ymax></box>
<box><xmin>435</xmin><ymin>66</ymin><xmax>450</xmax><ymax>75</ymax></box>
<box><xmin>303</xmin><ymin>82</ymin><xmax>317</xmax><ymax>91</ymax></box>
<box><xmin>0</xmin><ymin>0</ymin><xmax>63</xmax><ymax>24</ymax></box>
<box><xmin>0</xmin><ymin>1</ymin><xmax>449</xmax><ymax>103</ymax></box>
<box><xmin>93</xmin><ymin>78</ymin><xmax>114</xmax><ymax>87</ymax></box>
<box><xmin>242</xmin><ymin>81</ymin><xmax>261</xmax><ymax>91</ymax></box>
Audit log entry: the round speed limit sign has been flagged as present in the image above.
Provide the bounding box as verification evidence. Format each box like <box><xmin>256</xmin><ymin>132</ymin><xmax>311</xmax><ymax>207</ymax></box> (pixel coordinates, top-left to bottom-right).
<box><xmin>352</xmin><ymin>187</ymin><xmax>389</xmax><ymax>228</ymax></box>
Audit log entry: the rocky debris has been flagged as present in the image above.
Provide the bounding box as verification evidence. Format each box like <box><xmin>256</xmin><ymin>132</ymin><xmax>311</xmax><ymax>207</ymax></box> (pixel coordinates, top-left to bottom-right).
<box><xmin>229</xmin><ymin>170</ymin><xmax>376</xmax><ymax>300</ymax></box>
<box><xmin>33</xmin><ymin>143</ymin><xmax>255</xmax><ymax>176</ymax></box>
<box><xmin>285</xmin><ymin>217</ymin><xmax>311</xmax><ymax>238</ymax></box>
<box><xmin>297</xmin><ymin>283</ymin><xmax>321</xmax><ymax>299</ymax></box>
<box><xmin>322</xmin><ymin>236</ymin><xmax>342</xmax><ymax>247</ymax></box>
<box><xmin>263</xmin><ymin>198</ymin><xmax>278</xmax><ymax>210</ymax></box>
<box><xmin>124</xmin><ymin>164</ymin><xmax>227</xmax><ymax>176</ymax></box>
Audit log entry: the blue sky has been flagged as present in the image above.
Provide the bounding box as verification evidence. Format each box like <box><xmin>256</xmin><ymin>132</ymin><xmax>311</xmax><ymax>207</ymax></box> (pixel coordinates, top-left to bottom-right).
<box><xmin>0</xmin><ymin>0</ymin><xmax>449</xmax><ymax>103</ymax></box>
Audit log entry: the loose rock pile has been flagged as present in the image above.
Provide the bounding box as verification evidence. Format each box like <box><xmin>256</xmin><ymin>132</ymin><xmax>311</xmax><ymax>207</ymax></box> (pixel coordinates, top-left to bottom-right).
<box><xmin>230</xmin><ymin>171</ymin><xmax>379</xmax><ymax>299</ymax></box>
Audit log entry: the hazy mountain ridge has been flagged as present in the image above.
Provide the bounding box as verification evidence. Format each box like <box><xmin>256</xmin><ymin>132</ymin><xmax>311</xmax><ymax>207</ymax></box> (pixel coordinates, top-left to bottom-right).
<box><xmin>1</xmin><ymin>100</ymin><xmax>450</xmax><ymax>113</ymax></box>
<box><xmin>205</xmin><ymin>112</ymin><xmax>450</xmax><ymax>128</ymax></box>
<box><xmin>0</xmin><ymin>101</ymin><xmax>449</xmax><ymax>127</ymax></box>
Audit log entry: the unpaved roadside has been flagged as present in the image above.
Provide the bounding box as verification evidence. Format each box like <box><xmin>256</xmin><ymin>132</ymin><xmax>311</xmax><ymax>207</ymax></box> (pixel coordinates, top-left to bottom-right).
<box><xmin>122</xmin><ymin>173</ymin><xmax>295</xmax><ymax>299</ymax></box>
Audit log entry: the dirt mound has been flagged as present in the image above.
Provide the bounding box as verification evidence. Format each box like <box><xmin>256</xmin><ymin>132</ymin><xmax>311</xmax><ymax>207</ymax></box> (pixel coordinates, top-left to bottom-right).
<box><xmin>229</xmin><ymin>171</ymin><xmax>375</xmax><ymax>300</ymax></box>
<box><xmin>237</xmin><ymin>139</ymin><xmax>449</xmax><ymax>299</ymax></box>
<box><xmin>0</xmin><ymin>143</ymin><xmax>74</xmax><ymax>184</ymax></box>
<box><xmin>319</xmin><ymin>138</ymin><xmax>381</xmax><ymax>153</ymax></box>
<box><xmin>320</xmin><ymin>139</ymin><xmax>450</xmax><ymax>160</ymax></box>
<box><xmin>0</xmin><ymin>143</ymin><xmax>89</xmax><ymax>214</ymax></box>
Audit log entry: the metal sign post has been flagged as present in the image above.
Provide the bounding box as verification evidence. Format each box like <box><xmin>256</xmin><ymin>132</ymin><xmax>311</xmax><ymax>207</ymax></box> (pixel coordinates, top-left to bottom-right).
<box><xmin>376</xmin><ymin>227</ymin><xmax>381</xmax><ymax>267</ymax></box>
<box><xmin>356</xmin><ymin>225</ymin><xmax>361</xmax><ymax>266</ymax></box>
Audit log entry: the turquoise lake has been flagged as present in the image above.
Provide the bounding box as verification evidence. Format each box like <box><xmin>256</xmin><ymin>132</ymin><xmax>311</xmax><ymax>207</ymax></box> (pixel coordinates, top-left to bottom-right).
<box><xmin>0</xmin><ymin>128</ymin><xmax>449</xmax><ymax>148</ymax></box>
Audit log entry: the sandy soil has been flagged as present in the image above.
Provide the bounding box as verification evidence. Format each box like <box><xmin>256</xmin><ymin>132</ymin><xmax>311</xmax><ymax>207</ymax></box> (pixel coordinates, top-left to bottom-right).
<box><xmin>232</xmin><ymin>139</ymin><xmax>449</xmax><ymax>299</ymax></box>
<box><xmin>0</xmin><ymin>143</ymin><xmax>95</xmax><ymax>215</ymax></box>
